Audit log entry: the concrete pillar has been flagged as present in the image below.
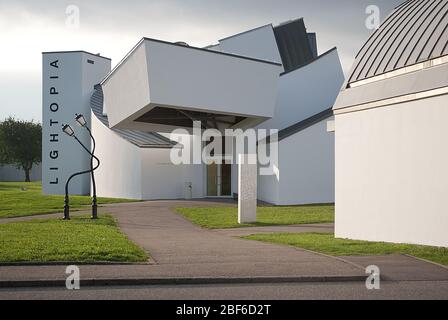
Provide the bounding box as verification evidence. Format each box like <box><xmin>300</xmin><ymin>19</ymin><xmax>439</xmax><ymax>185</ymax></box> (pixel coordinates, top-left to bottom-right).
<box><xmin>238</xmin><ymin>154</ymin><xmax>257</xmax><ymax>224</ymax></box>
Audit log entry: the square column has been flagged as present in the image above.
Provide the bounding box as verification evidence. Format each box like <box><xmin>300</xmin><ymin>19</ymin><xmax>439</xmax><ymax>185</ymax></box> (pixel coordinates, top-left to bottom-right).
<box><xmin>238</xmin><ymin>154</ymin><xmax>257</xmax><ymax>224</ymax></box>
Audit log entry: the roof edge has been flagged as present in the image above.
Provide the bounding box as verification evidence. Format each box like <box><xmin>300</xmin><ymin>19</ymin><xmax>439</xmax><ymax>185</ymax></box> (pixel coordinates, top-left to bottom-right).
<box><xmin>101</xmin><ymin>37</ymin><xmax>282</xmax><ymax>85</ymax></box>
<box><xmin>100</xmin><ymin>38</ymin><xmax>146</xmax><ymax>85</ymax></box>
<box><xmin>280</xmin><ymin>47</ymin><xmax>338</xmax><ymax>76</ymax></box>
<box><xmin>91</xmin><ymin>85</ymin><xmax>178</xmax><ymax>149</ymax></box>
<box><xmin>261</xmin><ymin>108</ymin><xmax>333</xmax><ymax>144</ymax></box>
<box><xmin>218</xmin><ymin>23</ymin><xmax>273</xmax><ymax>42</ymax></box>
<box><xmin>143</xmin><ymin>37</ymin><xmax>282</xmax><ymax>66</ymax></box>
<box><xmin>42</xmin><ymin>50</ymin><xmax>111</xmax><ymax>61</ymax></box>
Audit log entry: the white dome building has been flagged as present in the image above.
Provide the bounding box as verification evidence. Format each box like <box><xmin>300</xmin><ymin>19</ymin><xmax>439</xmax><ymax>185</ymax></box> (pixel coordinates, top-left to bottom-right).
<box><xmin>333</xmin><ymin>0</ymin><xmax>448</xmax><ymax>247</ymax></box>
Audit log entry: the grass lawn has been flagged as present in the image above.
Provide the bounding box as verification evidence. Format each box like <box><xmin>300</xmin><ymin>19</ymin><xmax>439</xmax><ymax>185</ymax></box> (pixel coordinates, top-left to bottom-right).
<box><xmin>243</xmin><ymin>232</ymin><xmax>448</xmax><ymax>266</ymax></box>
<box><xmin>0</xmin><ymin>181</ymin><xmax>139</xmax><ymax>218</ymax></box>
<box><xmin>175</xmin><ymin>205</ymin><xmax>334</xmax><ymax>229</ymax></box>
<box><xmin>0</xmin><ymin>215</ymin><xmax>148</xmax><ymax>263</ymax></box>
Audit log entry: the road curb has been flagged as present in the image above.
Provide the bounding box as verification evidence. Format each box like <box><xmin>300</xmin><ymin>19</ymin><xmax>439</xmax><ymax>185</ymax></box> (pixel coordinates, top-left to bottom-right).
<box><xmin>0</xmin><ymin>275</ymin><xmax>367</xmax><ymax>288</ymax></box>
<box><xmin>0</xmin><ymin>261</ymin><xmax>153</xmax><ymax>266</ymax></box>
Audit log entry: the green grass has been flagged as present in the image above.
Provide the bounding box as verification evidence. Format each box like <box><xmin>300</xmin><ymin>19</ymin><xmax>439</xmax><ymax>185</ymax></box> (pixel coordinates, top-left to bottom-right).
<box><xmin>175</xmin><ymin>205</ymin><xmax>334</xmax><ymax>229</ymax></box>
<box><xmin>243</xmin><ymin>232</ymin><xmax>448</xmax><ymax>266</ymax></box>
<box><xmin>0</xmin><ymin>215</ymin><xmax>148</xmax><ymax>263</ymax></box>
<box><xmin>0</xmin><ymin>181</ymin><xmax>139</xmax><ymax>218</ymax></box>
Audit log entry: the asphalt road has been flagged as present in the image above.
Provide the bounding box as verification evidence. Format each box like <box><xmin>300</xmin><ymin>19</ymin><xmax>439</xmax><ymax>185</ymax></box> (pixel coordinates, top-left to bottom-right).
<box><xmin>1</xmin><ymin>280</ymin><xmax>448</xmax><ymax>300</ymax></box>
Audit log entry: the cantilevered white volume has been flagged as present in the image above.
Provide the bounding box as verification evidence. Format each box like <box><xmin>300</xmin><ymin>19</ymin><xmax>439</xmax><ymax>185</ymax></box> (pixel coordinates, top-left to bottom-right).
<box><xmin>101</xmin><ymin>38</ymin><xmax>282</xmax><ymax>133</ymax></box>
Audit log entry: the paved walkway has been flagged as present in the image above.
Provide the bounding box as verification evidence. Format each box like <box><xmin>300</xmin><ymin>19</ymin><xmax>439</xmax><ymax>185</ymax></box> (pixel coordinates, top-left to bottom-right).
<box><xmin>0</xmin><ymin>200</ymin><xmax>365</xmax><ymax>283</ymax></box>
<box><xmin>106</xmin><ymin>201</ymin><xmax>363</xmax><ymax>278</ymax></box>
<box><xmin>1</xmin><ymin>200</ymin><xmax>447</xmax><ymax>285</ymax></box>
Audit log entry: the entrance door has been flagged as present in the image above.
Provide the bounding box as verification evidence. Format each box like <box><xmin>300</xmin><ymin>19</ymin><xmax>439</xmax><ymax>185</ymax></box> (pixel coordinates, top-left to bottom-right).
<box><xmin>207</xmin><ymin>162</ymin><xmax>231</xmax><ymax>197</ymax></box>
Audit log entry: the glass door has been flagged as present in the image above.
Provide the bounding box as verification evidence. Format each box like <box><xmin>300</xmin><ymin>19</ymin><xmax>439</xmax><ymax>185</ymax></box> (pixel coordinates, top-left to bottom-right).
<box><xmin>207</xmin><ymin>162</ymin><xmax>231</xmax><ymax>197</ymax></box>
<box><xmin>207</xmin><ymin>162</ymin><xmax>218</xmax><ymax>196</ymax></box>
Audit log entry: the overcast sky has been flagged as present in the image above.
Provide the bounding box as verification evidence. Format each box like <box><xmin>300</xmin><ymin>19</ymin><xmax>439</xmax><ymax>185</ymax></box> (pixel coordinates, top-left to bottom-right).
<box><xmin>0</xmin><ymin>0</ymin><xmax>403</xmax><ymax>122</ymax></box>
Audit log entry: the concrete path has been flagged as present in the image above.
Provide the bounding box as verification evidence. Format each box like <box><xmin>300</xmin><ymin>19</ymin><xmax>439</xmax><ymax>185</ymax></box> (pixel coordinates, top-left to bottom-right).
<box><xmin>0</xmin><ymin>200</ymin><xmax>365</xmax><ymax>284</ymax></box>
<box><xmin>1</xmin><ymin>200</ymin><xmax>447</xmax><ymax>287</ymax></box>
<box><xmin>106</xmin><ymin>201</ymin><xmax>362</xmax><ymax>278</ymax></box>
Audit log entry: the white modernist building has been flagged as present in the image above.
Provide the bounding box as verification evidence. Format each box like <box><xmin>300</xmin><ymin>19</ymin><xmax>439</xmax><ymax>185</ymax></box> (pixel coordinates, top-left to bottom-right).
<box><xmin>42</xmin><ymin>18</ymin><xmax>344</xmax><ymax>205</ymax></box>
<box><xmin>333</xmin><ymin>0</ymin><xmax>448</xmax><ymax>247</ymax></box>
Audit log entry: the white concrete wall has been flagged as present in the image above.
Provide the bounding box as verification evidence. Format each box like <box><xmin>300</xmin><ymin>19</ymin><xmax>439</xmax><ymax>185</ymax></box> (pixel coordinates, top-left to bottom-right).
<box><xmin>146</xmin><ymin>40</ymin><xmax>281</xmax><ymax>119</ymax></box>
<box><xmin>102</xmin><ymin>43</ymin><xmax>149</xmax><ymax>119</ymax></box>
<box><xmin>164</xmin><ymin>132</ymin><xmax>205</xmax><ymax>198</ymax></box>
<box><xmin>91</xmin><ymin>114</ymin><xmax>143</xmax><ymax>199</ymax></box>
<box><xmin>42</xmin><ymin>52</ymin><xmax>110</xmax><ymax>195</ymax></box>
<box><xmin>257</xmin><ymin>49</ymin><xmax>344</xmax><ymax>131</ymax></box>
<box><xmin>257</xmin><ymin>163</ymin><xmax>280</xmax><ymax>204</ymax></box>
<box><xmin>278</xmin><ymin>118</ymin><xmax>334</xmax><ymax>205</ymax></box>
<box><xmin>140</xmin><ymin>148</ymin><xmax>184</xmax><ymax>199</ymax></box>
<box><xmin>255</xmin><ymin>49</ymin><xmax>342</xmax><ymax>205</ymax></box>
<box><xmin>257</xmin><ymin>118</ymin><xmax>334</xmax><ymax>205</ymax></box>
<box><xmin>92</xmin><ymin>117</ymin><xmax>204</xmax><ymax>200</ymax></box>
<box><xmin>103</xmin><ymin>39</ymin><xmax>281</xmax><ymax>131</ymax></box>
<box><xmin>141</xmin><ymin>145</ymin><xmax>205</xmax><ymax>200</ymax></box>
<box><xmin>0</xmin><ymin>163</ymin><xmax>42</xmax><ymax>182</ymax></box>
<box><xmin>335</xmin><ymin>94</ymin><xmax>448</xmax><ymax>247</ymax></box>
<box><xmin>219</xmin><ymin>25</ymin><xmax>283</xmax><ymax>65</ymax></box>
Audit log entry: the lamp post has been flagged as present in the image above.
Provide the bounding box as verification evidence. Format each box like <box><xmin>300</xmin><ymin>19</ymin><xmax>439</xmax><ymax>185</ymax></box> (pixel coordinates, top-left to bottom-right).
<box><xmin>61</xmin><ymin>123</ymin><xmax>100</xmax><ymax>220</ymax></box>
<box><xmin>75</xmin><ymin>113</ymin><xmax>98</xmax><ymax>219</ymax></box>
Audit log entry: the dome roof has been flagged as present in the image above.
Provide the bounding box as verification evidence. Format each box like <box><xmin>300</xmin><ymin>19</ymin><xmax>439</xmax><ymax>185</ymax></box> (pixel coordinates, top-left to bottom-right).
<box><xmin>348</xmin><ymin>0</ymin><xmax>448</xmax><ymax>84</ymax></box>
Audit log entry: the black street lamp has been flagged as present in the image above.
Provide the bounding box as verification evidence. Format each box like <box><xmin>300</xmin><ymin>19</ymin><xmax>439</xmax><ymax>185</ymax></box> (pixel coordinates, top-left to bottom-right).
<box><xmin>61</xmin><ymin>122</ymin><xmax>100</xmax><ymax>220</ymax></box>
<box><xmin>75</xmin><ymin>113</ymin><xmax>99</xmax><ymax>219</ymax></box>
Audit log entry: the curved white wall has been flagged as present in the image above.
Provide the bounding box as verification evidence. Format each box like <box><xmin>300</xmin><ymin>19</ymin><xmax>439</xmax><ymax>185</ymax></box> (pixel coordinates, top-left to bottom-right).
<box><xmin>92</xmin><ymin>114</ymin><xmax>205</xmax><ymax>200</ymax></box>
<box><xmin>335</xmin><ymin>94</ymin><xmax>448</xmax><ymax>247</ymax></box>
<box><xmin>91</xmin><ymin>113</ymin><xmax>142</xmax><ymax>199</ymax></box>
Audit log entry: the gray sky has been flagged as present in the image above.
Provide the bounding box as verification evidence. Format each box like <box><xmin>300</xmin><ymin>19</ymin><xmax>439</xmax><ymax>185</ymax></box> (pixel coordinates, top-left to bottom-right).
<box><xmin>0</xmin><ymin>0</ymin><xmax>403</xmax><ymax>122</ymax></box>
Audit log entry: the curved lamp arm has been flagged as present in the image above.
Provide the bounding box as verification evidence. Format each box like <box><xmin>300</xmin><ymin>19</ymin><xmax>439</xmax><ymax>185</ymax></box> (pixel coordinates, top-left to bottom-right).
<box><xmin>84</xmin><ymin>126</ymin><xmax>97</xmax><ymax>197</ymax></box>
<box><xmin>63</xmin><ymin>134</ymin><xmax>100</xmax><ymax>220</ymax></box>
<box><xmin>73</xmin><ymin>135</ymin><xmax>100</xmax><ymax>171</ymax></box>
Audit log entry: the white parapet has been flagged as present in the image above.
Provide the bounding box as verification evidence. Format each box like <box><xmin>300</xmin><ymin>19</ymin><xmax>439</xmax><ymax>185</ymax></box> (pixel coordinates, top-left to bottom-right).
<box><xmin>238</xmin><ymin>154</ymin><xmax>257</xmax><ymax>224</ymax></box>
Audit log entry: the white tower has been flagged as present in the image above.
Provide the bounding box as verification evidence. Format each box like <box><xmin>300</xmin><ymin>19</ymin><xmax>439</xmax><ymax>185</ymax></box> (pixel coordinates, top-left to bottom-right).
<box><xmin>42</xmin><ymin>51</ymin><xmax>111</xmax><ymax>195</ymax></box>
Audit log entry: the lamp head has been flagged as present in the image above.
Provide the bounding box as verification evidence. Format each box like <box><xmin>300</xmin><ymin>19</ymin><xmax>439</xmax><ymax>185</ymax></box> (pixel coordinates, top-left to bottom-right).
<box><xmin>75</xmin><ymin>113</ymin><xmax>87</xmax><ymax>127</ymax></box>
<box><xmin>62</xmin><ymin>124</ymin><xmax>75</xmax><ymax>137</ymax></box>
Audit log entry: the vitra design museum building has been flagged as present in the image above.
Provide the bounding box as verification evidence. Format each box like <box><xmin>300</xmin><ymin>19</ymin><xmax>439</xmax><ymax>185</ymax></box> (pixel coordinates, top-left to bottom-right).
<box><xmin>42</xmin><ymin>1</ymin><xmax>448</xmax><ymax>247</ymax></box>
<box><xmin>42</xmin><ymin>18</ymin><xmax>344</xmax><ymax>205</ymax></box>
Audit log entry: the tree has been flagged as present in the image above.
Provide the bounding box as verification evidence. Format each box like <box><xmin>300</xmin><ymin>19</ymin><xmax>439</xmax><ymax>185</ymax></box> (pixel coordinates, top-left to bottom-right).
<box><xmin>0</xmin><ymin>117</ymin><xmax>42</xmax><ymax>182</ymax></box>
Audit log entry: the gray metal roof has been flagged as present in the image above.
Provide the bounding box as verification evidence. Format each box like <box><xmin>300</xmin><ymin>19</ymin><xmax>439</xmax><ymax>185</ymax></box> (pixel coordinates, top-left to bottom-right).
<box><xmin>90</xmin><ymin>85</ymin><xmax>177</xmax><ymax>148</ymax></box>
<box><xmin>277</xmin><ymin>108</ymin><xmax>333</xmax><ymax>141</ymax></box>
<box><xmin>262</xmin><ymin>108</ymin><xmax>333</xmax><ymax>144</ymax></box>
<box><xmin>273</xmin><ymin>18</ymin><xmax>317</xmax><ymax>73</ymax></box>
<box><xmin>348</xmin><ymin>0</ymin><xmax>448</xmax><ymax>84</ymax></box>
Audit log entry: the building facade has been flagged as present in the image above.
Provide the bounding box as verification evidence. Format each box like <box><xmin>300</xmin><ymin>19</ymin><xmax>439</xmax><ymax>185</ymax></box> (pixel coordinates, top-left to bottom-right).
<box><xmin>42</xmin><ymin>18</ymin><xmax>344</xmax><ymax>205</ymax></box>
